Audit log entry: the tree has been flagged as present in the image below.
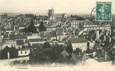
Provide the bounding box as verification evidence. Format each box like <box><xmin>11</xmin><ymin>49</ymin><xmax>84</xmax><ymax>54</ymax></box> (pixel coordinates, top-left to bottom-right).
<box><xmin>24</xmin><ymin>20</ymin><xmax>37</xmax><ymax>33</ymax></box>
<box><xmin>86</xmin><ymin>30</ymin><xmax>96</xmax><ymax>41</ymax></box>
<box><xmin>9</xmin><ymin>32</ymin><xmax>15</xmax><ymax>40</ymax></box>
<box><xmin>1</xmin><ymin>46</ymin><xmax>10</xmax><ymax>59</ymax></box>
<box><xmin>43</xmin><ymin>42</ymin><xmax>51</xmax><ymax>48</ymax></box>
<box><xmin>65</xmin><ymin>40</ymin><xmax>73</xmax><ymax>55</ymax></box>
<box><xmin>10</xmin><ymin>46</ymin><xmax>18</xmax><ymax>58</ymax></box>
<box><xmin>38</xmin><ymin>21</ymin><xmax>47</xmax><ymax>32</ymax></box>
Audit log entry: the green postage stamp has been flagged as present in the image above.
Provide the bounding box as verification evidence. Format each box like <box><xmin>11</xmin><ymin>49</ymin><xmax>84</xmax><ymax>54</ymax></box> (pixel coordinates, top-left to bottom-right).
<box><xmin>96</xmin><ymin>2</ymin><xmax>112</xmax><ymax>21</ymax></box>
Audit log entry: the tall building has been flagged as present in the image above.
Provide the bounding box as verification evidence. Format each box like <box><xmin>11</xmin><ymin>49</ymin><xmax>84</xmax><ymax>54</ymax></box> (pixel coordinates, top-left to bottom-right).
<box><xmin>48</xmin><ymin>8</ymin><xmax>54</xmax><ymax>20</ymax></box>
<box><xmin>48</xmin><ymin>8</ymin><xmax>54</xmax><ymax>17</ymax></box>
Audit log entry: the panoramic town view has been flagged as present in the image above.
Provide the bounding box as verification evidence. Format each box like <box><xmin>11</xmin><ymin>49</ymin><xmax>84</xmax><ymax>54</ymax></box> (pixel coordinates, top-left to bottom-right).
<box><xmin>0</xmin><ymin>8</ymin><xmax>115</xmax><ymax>66</ymax></box>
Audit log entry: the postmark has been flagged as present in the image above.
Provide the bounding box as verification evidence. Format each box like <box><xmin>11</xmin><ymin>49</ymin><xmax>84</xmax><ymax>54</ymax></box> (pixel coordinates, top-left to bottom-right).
<box><xmin>96</xmin><ymin>2</ymin><xmax>112</xmax><ymax>21</ymax></box>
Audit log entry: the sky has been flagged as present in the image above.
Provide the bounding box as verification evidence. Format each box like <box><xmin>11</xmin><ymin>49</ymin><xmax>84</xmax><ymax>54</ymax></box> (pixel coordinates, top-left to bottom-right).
<box><xmin>0</xmin><ymin>0</ymin><xmax>114</xmax><ymax>15</ymax></box>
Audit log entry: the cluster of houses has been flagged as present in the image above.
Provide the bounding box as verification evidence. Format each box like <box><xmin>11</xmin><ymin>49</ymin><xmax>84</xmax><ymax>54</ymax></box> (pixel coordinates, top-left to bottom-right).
<box><xmin>0</xmin><ymin>9</ymin><xmax>113</xmax><ymax>63</ymax></box>
<box><xmin>0</xmin><ymin>27</ymin><xmax>96</xmax><ymax>63</ymax></box>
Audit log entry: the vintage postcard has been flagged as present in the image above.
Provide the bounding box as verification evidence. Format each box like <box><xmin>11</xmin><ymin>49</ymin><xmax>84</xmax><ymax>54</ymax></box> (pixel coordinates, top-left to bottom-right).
<box><xmin>0</xmin><ymin>0</ymin><xmax>115</xmax><ymax>71</ymax></box>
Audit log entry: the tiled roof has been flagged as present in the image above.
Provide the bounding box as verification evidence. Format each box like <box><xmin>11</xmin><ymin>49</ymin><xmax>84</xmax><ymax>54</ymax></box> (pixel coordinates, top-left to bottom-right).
<box><xmin>29</xmin><ymin>39</ymin><xmax>44</xmax><ymax>42</ymax></box>
<box><xmin>18</xmin><ymin>48</ymin><xmax>30</xmax><ymax>50</ymax></box>
<box><xmin>16</xmin><ymin>39</ymin><xmax>24</xmax><ymax>45</ymax></box>
<box><xmin>15</xmin><ymin>35</ymin><xmax>27</xmax><ymax>39</ymax></box>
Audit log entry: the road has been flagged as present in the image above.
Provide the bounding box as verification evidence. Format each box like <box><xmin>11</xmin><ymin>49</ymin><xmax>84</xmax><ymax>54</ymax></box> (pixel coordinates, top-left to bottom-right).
<box><xmin>0</xmin><ymin>58</ymin><xmax>115</xmax><ymax>71</ymax></box>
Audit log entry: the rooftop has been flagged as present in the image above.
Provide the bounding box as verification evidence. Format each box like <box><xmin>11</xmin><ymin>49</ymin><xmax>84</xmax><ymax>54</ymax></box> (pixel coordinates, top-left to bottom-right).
<box><xmin>69</xmin><ymin>37</ymin><xmax>88</xmax><ymax>43</ymax></box>
<box><xmin>29</xmin><ymin>39</ymin><xmax>44</xmax><ymax>42</ymax></box>
<box><xmin>15</xmin><ymin>35</ymin><xmax>27</xmax><ymax>39</ymax></box>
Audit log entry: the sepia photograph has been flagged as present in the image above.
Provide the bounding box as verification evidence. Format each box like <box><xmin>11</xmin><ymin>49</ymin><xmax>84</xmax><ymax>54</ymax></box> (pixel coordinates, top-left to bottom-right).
<box><xmin>0</xmin><ymin>0</ymin><xmax>115</xmax><ymax>71</ymax></box>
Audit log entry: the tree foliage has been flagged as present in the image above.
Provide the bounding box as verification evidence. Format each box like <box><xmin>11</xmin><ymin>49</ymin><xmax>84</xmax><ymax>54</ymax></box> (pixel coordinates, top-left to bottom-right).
<box><xmin>65</xmin><ymin>40</ymin><xmax>73</xmax><ymax>55</ymax></box>
<box><xmin>24</xmin><ymin>20</ymin><xmax>37</xmax><ymax>33</ymax></box>
<box><xmin>38</xmin><ymin>21</ymin><xmax>47</xmax><ymax>32</ymax></box>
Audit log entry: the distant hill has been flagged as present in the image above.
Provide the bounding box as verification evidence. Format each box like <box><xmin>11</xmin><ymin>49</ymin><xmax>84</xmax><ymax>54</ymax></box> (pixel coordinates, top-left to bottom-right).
<box><xmin>0</xmin><ymin>13</ymin><xmax>20</xmax><ymax>17</ymax></box>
